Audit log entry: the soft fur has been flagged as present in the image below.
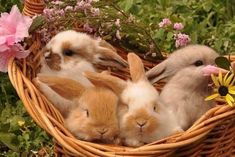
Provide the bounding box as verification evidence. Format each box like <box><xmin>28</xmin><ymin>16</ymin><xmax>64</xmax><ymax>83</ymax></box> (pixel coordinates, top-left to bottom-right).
<box><xmin>34</xmin><ymin>75</ymin><xmax>120</xmax><ymax>143</ymax></box>
<box><xmin>84</xmin><ymin>53</ymin><xmax>182</xmax><ymax>147</ymax></box>
<box><xmin>146</xmin><ymin>45</ymin><xmax>219</xmax><ymax>83</ymax></box>
<box><xmin>37</xmin><ymin>30</ymin><xmax>127</xmax><ymax>117</ymax></box>
<box><xmin>150</xmin><ymin>45</ymin><xmax>220</xmax><ymax>130</ymax></box>
<box><xmin>40</xmin><ymin>30</ymin><xmax>127</xmax><ymax>86</ymax></box>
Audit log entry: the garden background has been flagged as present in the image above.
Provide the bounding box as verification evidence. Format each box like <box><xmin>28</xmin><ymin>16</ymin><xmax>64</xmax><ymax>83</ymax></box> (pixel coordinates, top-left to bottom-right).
<box><xmin>0</xmin><ymin>0</ymin><xmax>235</xmax><ymax>156</ymax></box>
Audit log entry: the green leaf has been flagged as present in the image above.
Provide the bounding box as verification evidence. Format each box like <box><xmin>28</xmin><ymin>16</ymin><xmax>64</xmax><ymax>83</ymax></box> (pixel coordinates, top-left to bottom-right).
<box><xmin>0</xmin><ymin>132</ymin><xmax>19</xmax><ymax>152</ymax></box>
<box><xmin>215</xmin><ymin>56</ymin><xmax>231</xmax><ymax>70</ymax></box>
<box><xmin>29</xmin><ymin>16</ymin><xmax>46</xmax><ymax>33</ymax></box>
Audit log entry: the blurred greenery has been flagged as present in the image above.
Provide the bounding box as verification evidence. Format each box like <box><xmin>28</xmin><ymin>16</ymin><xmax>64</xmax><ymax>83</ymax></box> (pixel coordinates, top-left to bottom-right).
<box><xmin>0</xmin><ymin>0</ymin><xmax>235</xmax><ymax>156</ymax></box>
<box><xmin>117</xmin><ymin>0</ymin><xmax>235</xmax><ymax>54</ymax></box>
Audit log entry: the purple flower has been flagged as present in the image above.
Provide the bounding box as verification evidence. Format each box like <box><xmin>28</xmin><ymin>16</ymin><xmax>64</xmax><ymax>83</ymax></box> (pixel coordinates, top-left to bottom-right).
<box><xmin>91</xmin><ymin>8</ymin><xmax>100</xmax><ymax>16</ymax></box>
<box><xmin>159</xmin><ymin>18</ymin><xmax>172</xmax><ymax>28</ymax></box>
<box><xmin>83</xmin><ymin>23</ymin><xmax>93</xmax><ymax>33</ymax></box>
<box><xmin>116</xmin><ymin>30</ymin><xmax>121</xmax><ymax>40</ymax></box>
<box><xmin>65</xmin><ymin>6</ymin><xmax>73</xmax><ymax>12</ymax></box>
<box><xmin>51</xmin><ymin>1</ymin><xmax>64</xmax><ymax>5</ymax></box>
<box><xmin>115</xmin><ymin>19</ymin><xmax>120</xmax><ymax>27</ymax></box>
<box><xmin>173</xmin><ymin>23</ymin><xmax>184</xmax><ymax>30</ymax></box>
<box><xmin>174</xmin><ymin>33</ymin><xmax>191</xmax><ymax>48</ymax></box>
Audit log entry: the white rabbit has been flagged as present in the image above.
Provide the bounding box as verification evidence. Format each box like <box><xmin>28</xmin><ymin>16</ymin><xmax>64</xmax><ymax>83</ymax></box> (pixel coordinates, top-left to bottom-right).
<box><xmin>34</xmin><ymin>75</ymin><xmax>120</xmax><ymax>143</ymax></box>
<box><xmin>84</xmin><ymin>53</ymin><xmax>182</xmax><ymax>147</ymax></box>
<box><xmin>146</xmin><ymin>45</ymin><xmax>219</xmax><ymax>83</ymax></box>
<box><xmin>158</xmin><ymin>64</ymin><xmax>226</xmax><ymax>130</ymax></box>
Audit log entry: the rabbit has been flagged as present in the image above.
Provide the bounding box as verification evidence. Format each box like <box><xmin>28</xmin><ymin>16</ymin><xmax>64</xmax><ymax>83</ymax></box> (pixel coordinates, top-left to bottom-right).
<box><xmin>36</xmin><ymin>30</ymin><xmax>127</xmax><ymax>114</ymax></box>
<box><xmin>84</xmin><ymin>53</ymin><xmax>183</xmax><ymax>147</ymax></box>
<box><xmin>146</xmin><ymin>44</ymin><xmax>219</xmax><ymax>83</ymax></box>
<box><xmin>158</xmin><ymin>62</ymin><xmax>227</xmax><ymax>130</ymax></box>
<box><xmin>39</xmin><ymin>30</ymin><xmax>127</xmax><ymax>87</ymax></box>
<box><xmin>34</xmin><ymin>75</ymin><xmax>120</xmax><ymax>143</ymax></box>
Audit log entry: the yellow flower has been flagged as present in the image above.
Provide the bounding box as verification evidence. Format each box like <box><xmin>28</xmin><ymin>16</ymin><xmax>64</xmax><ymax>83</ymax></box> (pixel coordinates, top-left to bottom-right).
<box><xmin>18</xmin><ymin>120</ymin><xmax>25</xmax><ymax>126</ymax></box>
<box><xmin>205</xmin><ymin>71</ymin><xmax>235</xmax><ymax>107</ymax></box>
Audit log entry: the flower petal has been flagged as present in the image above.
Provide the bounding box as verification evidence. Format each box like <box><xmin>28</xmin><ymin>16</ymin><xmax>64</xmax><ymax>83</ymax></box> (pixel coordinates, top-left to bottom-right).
<box><xmin>211</xmin><ymin>74</ymin><xmax>220</xmax><ymax>87</ymax></box>
<box><xmin>218</xmin><ymin>71</ymin><xmax>223</xmax><ymax>85</ymax></box>
<box><xmin>228</xmin><ymin>88</ymin><xmax>235</xmax><ymax>95</ymax></box>
<box><xmin>223</xmin><ymin>72</ymin><xmax>229</xmax><ymax>85</ymax></box>
<box><xmin>225</xmin><ymin>73</ymin><xmax>234</xmax><ymax>86</ymax></box>
<box><xmin>226</xmin><ymin>95</ymin><xmax>234</xmax><ymax>107</ymax></box>
<box><xmin>205</xmin><ymin>93</ymin><xmax>219</xmax><ymax>101</ymax></box>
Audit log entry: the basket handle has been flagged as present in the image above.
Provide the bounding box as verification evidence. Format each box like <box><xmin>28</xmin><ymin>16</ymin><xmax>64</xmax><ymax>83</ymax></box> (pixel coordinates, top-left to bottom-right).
<box><xmin>23</xmin><ymin>0</ymin><xmax>45</xmax><ymax>17</ymax></box>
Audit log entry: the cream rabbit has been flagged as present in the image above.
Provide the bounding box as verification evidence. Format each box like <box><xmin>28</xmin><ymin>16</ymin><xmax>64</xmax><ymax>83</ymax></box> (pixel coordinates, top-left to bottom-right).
<box><xmin>146</xmin><ymin>45</ymin><xmax>219</xmax><ymax>83</ymax></box>
<box><xmin>40</xmin><ymin>30</ymin><xmax>127</xmax><ymax>86</ymax></box>
<box><xmin>158</xmin><ymin>64</ymin><xmax>227</xmax><ymax>130</ymax></box>
<box><xmin>37</xmin><ymin>30</ymin><xmax>127</xmax><ymax>114</ymax></box>
<box><xmin>84</xmin><ymin>53</ymin><xmax>182</xmax><ymax>147</ymax></box>
<box><xmin>34</xmin><ymin>75</ymin><xmax>120</xmax><ymax>143</ymax></box>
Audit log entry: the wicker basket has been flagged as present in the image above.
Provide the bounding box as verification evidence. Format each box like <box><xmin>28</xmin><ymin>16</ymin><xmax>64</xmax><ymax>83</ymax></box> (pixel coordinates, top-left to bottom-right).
<box><xmin>7</xmin><ymin>0</ymin><xmax>235</xmax><ymax>156</ymax></box>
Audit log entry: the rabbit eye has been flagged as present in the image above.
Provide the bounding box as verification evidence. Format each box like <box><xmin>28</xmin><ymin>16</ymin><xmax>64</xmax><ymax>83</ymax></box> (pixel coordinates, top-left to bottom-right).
<box><xmin>153</xmin><ymin>106</ymin><xmax>156</xmax><ymax>111</ymax></box>
<box><xmin>63</xmin><ymin>49</ymin><xmax>74</xmax><ymax>56</ymax></box>
<box><xmin>194</xmin><ymin>60</ymin><xmax>203</xmax><ymax>66</ymax></box>
<box><xmin>85</xmin><ymin>109</ymin><xmax>89</xmax><ymax>117</ymax></box>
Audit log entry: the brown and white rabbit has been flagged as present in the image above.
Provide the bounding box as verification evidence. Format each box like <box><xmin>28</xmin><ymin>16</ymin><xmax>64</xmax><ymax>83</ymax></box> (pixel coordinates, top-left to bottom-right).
<box><xmin>146</xmin><ymin>45</ymin><xmax>219</xmax><ymax>83</ymax></box>
<box><xmin>84</xmin><ymin>53</ymin><xmax>182</xmax><ymax>147</ymax></box>
<box><xmin>37</xmin><ymin>30</ymin><xmax>127</xmax><ymax>115</ymax></box>
<box><xmin>34</xmin><ymin>75</ymin><xmax>120</xmax><ymax>143</ymax></box>
<box><xmin>40</xmin><ymin>30</ymin><xmax>127</xmax><ymax>86</ymax></box>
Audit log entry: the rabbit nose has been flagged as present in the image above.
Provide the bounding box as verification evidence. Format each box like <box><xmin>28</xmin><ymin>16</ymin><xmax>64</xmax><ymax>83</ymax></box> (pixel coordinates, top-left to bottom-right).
<box><xmin>97</xmin><ymin>128</ymin><xmax>108</xmax><ymax>135</ymax></box>
<box><xmin>136</xmin><ymin>120</ymin><xmax>147</xmax><ymax>128</ymax></box>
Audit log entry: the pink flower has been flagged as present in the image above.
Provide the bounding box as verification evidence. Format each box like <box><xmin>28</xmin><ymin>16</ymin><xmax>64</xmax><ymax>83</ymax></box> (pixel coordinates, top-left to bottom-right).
<box><xmin>115</xmin><ymin>19</ymin><xmax>120</xmax><ymax>27</ymax></box>
<box><xmin>202</xmin><ymin>65</ymin><xmax>228</xmax><ymax>76</ymax></box>
<box><xmin>159</xmin><ymin>18</ymin><xmax>172</xmax><ymax>28</ymax></box>
<box><xmin>51</xmin><ymin>1</ymin><xmax>64</xmax><ymax>5</ymax></box>
<box><xmin>173</xmin><ymin>22</ymin><xmax>184</xmax><ymax>30</ymax></box>
<box><xmin>91</xmin><ymin>8</ymin><xmax>100</xmax><ymax>16</ymax></box>
<box><xmin>83</xmin><ymin>23</ymin><xmax>93</xmax><ymax>33</ymax></box>
<box><xmin>0</xmin><ymin>5</ymin><xmax>32</xmax><ymax>72</ymax></box>
<box><xmin>116</xmin><ymin>30</ymin><xmax>121</xmax><ymax>40</ymax></box>
<box><xmin>65</xmin><ymin>6</ymin><xmax>73</xmax><ymax>12</ymax></box>
<box><xmin>0</xmin><ymin>44</ymin><xmax>29</xmax><ymax>72</ymax></box>
<box><xmin>174</xmin><ymin>33</ymin><xmax>191</xmax><ymax>48</ymax></box>
<box><xmin>0</xmin><ymin>5</ymin><xmax>32</xmax><ymax>48</ymax></box>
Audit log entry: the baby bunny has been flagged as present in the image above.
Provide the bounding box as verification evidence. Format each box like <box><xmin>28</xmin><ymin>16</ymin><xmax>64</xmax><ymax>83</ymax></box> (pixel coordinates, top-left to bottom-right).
<box><xmin>40</xmin><ymin>30</ymin><xmax>127</xmax><ymax>86</ymax></box>
<box><xmin>84</xmin><ymin>53</ymin><xmax>182</xmax><ymax>147</ymax></box>
<box><xmin>146</xmin><ymin>45</ymin><xmax>219</xmax><ymax>83</ymax></box>
<box><xmin>34</xmin><ymin>75</ymin><xmax>120</xmax><ymax>143</ymax></box>
<box><xmin>36</xmin><ymin>30</ymin><xmax>127</xmax><ymax>115</ymax></box>
<box><xmin>158</xmin><ymin>64</ymin><xmax>227</xmax><ymax>130</ymax></box>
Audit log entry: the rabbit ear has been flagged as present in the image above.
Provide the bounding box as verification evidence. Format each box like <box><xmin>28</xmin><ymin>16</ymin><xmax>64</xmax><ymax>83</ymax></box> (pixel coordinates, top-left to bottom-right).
<box><xmin>36</xmin><ymin>74</ymin><xmax>85</xmax><ymax>100</ymax></box>
<box><xmin>95</xmin><ymin>41</ymin><xmax>128</xmax><ymax>68</ymax></box>
<box><xmin>83</xmin><ymin>71</ymin><xmax>126</xmax><ymax>95</ymax></box>
<box><xmin>146</xmin><ymin>61</ymin><xmax>169</xmax><ymax>83</ymax></box>
<box><xmin>127</xmin><ymin>53</ymin><xmax>147</xmax><ymax>82</ymax></box>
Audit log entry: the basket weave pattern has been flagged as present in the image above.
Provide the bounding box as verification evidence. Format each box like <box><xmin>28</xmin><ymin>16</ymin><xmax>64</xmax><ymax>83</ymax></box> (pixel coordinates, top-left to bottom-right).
<box><xmin>7</xmin><ymin>1</ymin><xmax>235</xmax><ymax>156</ymax></box>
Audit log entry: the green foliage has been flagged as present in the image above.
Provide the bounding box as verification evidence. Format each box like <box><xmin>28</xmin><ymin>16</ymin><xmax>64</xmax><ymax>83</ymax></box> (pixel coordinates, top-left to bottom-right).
<box><xmin>118</xmin><ymin>0</ymin><xmax>235</xmax><ymax>54</ymax></box>
<box><xmin>0</xmin><ymin>0</ymin><xmax>23</xmax><ymax>12</ymax></box>
<box><xmin>215</xmin><ymin>56</ymin><xmax>231</xmax><ymax>70</ymax></box>
<box><xmin>0</xmin><ymin>73</ymin><xmax>53</xmax><ymax>156</ymax></box>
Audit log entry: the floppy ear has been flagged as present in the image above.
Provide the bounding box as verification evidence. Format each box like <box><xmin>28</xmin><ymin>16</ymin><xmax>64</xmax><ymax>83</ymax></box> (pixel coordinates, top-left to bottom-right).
<box><xmin>95</xmin><ymin>41</ymin><xmax>128</xmax><ymax>68</ymax></box>
<box><xmin>35</xmin><ymin>74</ymin><xmax>85</xmax><ymax>100</ymax></box>
<box><xmin>146</xmin><ymin>61</ymin><xmax>169</xmax><ymax>83</ymax></box>
<box><xmin>83</xmin><ymin>71</ymin><xmax>126</xmax><ymax>95</ymax></box>
<box><xmin>127</xmin><ymin>53</ymin><xmax>147</xmax><ymax>82</ymax></box>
